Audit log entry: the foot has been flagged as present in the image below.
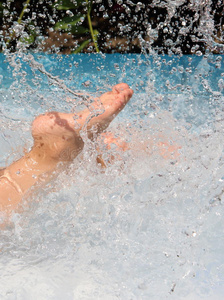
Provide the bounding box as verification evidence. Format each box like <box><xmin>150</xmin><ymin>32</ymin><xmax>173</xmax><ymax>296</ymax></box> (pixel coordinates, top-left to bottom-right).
<box><xmin>31</xmin><ymin>83</ymin><xmax>133</xmax><ymax>162</ymax></box>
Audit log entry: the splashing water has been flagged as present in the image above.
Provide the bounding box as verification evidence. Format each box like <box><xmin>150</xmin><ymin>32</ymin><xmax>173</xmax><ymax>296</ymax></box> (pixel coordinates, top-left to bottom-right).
<box><xmin>0</xmin><ymin>0</ymin><xmax>224</xmax><ymax>299</ymax></box>
<box><xmin>0</xmin><ymin>52</ymin><xmax>223</xmax><ymax>300</ymax></box>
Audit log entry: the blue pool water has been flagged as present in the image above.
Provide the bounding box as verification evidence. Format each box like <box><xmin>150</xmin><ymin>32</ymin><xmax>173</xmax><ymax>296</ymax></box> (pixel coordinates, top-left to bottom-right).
<box><xmin>0</xmin><ymin>53</ymin><xmax>223</xmax><ymax>299</ymax></box>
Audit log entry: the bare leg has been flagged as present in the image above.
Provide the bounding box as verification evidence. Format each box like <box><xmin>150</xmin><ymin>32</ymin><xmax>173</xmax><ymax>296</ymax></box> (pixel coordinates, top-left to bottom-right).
<box><xmin>96</xmin><ymin>128</ymin><xmax>182</xmax><ymax>168</ymax></box>
<box><xmin>0</xmin><ymin>83</ymin><xmax>133</xmax><ymax>213</ymax></box>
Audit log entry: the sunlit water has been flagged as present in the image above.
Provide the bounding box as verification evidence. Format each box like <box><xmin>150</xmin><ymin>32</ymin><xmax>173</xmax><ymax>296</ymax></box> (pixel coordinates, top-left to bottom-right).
<box><xmin>0</xmin><ymin>53</ymin><xmax>224</xmax><ymax>299</ymax></box>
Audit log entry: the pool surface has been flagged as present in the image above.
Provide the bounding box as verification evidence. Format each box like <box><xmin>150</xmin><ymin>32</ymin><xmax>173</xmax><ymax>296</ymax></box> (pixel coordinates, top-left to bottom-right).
<box><xmin>0</xmin><ymin>52</ymin><xmax>224</xmax><ymax>299</ymax></box>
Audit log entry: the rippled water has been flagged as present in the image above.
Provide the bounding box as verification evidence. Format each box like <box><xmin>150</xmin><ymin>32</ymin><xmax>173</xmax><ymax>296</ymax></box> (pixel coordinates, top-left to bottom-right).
<box><xmin>0</xmin><ymin>53</ymin><xmax>223</xmax><ymax>299</ymax></box>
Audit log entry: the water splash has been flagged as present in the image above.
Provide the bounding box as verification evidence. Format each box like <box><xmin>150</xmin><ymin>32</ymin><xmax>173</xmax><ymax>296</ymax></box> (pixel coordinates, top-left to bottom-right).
<box><xmin>0</xmin><ymin>1</ymin><xmax>224</xmax><ymax>299</ymax></box>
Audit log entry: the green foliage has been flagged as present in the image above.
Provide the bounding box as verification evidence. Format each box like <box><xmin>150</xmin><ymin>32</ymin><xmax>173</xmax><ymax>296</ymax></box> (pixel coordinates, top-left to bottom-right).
<box><xmin>3</xmin><ymin>0</ymin><xmax>99</xmax><ymax>53</ymax></box>
<box><xmin>71</xmin><ymin>39</ymin><xmax>90</xmax><ymax>54</ymax></box>
<box><xmin>71</xmin><ymin>29</ymin><xmax>99</xmax><ymax>53</ymax></box>
<box><xmin>19</xmin><ymin>23</ymin><xmax>37</xmax><ymax>46</ymax></box>
<box><xmin>5</xmin><ymin>0</ymin><xmax>34</xmax><ymax>50</ymax></box>
<box><xmin>54</xmin><ymin>0</ymin><xmax>99</xmax><ymax>53</ymax></box>
<box><xmin>54</xmin><ymin>15</ymin><xmax>88</xmax><ymax>34</ymax></box>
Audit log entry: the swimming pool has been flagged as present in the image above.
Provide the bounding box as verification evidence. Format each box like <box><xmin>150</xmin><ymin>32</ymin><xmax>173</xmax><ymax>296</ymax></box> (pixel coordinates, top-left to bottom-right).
<box><xmin>0</xmin><ymin>52</ymin><xmax>224</xmax><ymax>299</ymax></box>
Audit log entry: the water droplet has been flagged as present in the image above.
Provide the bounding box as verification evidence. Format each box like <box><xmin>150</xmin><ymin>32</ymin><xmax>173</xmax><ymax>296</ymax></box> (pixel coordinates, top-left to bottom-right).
<box><xmin>103</xmin><ymin>12</ymin><xmax>109</xmax><ymax>18</ymax></box>
<box><xmin>196</xmin><ymin>50</ymin><xmax>202</xmax><ymax>56</ymax></box>
<box><xmin>125</xmin><ymin>7</ymin><xmax>131</xmax><ymax>14</ymax></box>
<box><xmin>114</xmin><ymin>63</ymin><xmax>120</xmax><ymax>70</ymax></box>
<box><xmin>99</xmin><ymin>5</ymin><xmax>105</xmax><ymax>11</ymax></box>
<box><xmin>83</xmin><ymin>80</ymin><xmax>91</xmax><ymax>87</ymax></box>
<box><xmin>49</xmin><ymin>19</ymin><xmax>55</xmax><ymax>25</ymax></box>
<box><xmin>66</xmin><ymin>10</ymin><xmax>74</xmax><ymax>17</ymax></box>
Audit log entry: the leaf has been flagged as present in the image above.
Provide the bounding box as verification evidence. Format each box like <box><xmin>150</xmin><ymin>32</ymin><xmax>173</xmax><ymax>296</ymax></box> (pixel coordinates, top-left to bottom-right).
<box><xmin>54</xmin><ymin>0</ymin><xmax>83</xmax><ymax>10</ymax></box>
<box><xmin>54</xmin><ymin>15</ymin><xmax>85</xmax><ymax>31</ymax></box>
<box><xmin>19</xmin><ymin>34</ymin><xmax>35</xmax><ymax>46</ymax></box>
<box><xmin>92</xmin><ymin>29</ymin><xmax>99</xmax><ymax>39</ymax></box>
<box><xmin>70</xmin><ymin>25</ymin><xmax>89</xmax><ymax>35</ymax></box>
<box><xmin>27</xmin><ymin>23</ymin><xmax>37</xmax><ymax>36</ymax></box>
<box><xmin>72</xmin><ymin>39</ymin><xmax>90</xmax><ymax>53</ymax></box>
<box><xmin>19</xmin><ymin>23</ymin><xmax>37</xmax><ymax>46</ymax></box>
<box><xmin>54</xmin><ymin>15</ymin><xmax>89</xmax><ymax>35</ymax></box>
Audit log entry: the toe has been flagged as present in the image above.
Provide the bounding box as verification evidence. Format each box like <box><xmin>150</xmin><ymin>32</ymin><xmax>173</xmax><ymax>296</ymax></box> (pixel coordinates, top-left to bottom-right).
<box><xmin>112</xmin><ymin>83</ymin><xmax>131</xmax><ymax>93</ymax></box>
<box><xmin>119</xmin><ymin>86</ymin><xmax>134</xmax><ymax>102</ymax></box>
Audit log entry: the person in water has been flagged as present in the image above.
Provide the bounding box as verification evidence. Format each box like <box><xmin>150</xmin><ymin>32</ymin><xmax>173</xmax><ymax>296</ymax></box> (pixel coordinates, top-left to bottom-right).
<box><xmin>0</xmin><ymin>82</ymin><xmax>181</xmax><ymax>216</ymax></box>
<box><xmin>0</xmin><ymin>83</ymin><xmax>133</xmax><ymax>214</ymax></box>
